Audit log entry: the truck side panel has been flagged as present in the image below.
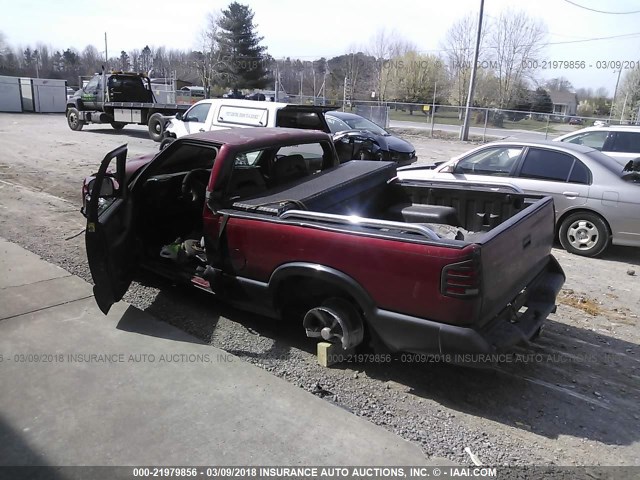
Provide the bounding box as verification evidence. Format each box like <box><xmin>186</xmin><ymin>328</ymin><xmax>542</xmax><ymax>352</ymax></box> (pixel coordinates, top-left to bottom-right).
<box><xmin>214</xmin><ymin>217</ymin><xmax>482</xmax><ymax>327</ymax></box>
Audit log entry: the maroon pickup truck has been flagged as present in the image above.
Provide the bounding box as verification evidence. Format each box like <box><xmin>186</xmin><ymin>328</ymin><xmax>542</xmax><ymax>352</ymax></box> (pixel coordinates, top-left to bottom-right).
<box><xmin>84</xmin><ymin>128</ymin><xmax>564</xmax><ymax>355</ymax></box>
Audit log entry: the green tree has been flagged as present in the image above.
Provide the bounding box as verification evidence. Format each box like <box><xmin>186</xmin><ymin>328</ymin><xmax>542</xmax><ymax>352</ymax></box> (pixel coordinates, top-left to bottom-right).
<box><xmin>216</xmin><ymin>2</ymin><xmax>270</xmax><ymax>93</ymax></box>
<box><xmin>531</xmin><ymin>87</ymin><xmax>552</xmax><ymax>113</ymax></box>
<box><xmin>119</xmin><ymin>50</ymin><xmax>130</xmax><ymax>71</ymax></box>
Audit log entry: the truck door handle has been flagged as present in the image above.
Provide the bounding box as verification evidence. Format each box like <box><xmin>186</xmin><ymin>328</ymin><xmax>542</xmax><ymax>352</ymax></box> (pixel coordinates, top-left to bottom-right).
<box><xmin>522</xmin><ymin>235</ymin><xmax>531</xmax><ymax>249</ymax></box>
<box><xmin>199</xmin><ymin>128</ymin><xmax>205</xmax><ymax>132</ymax></box>
<box><xmin>563</xmin><ymin>191</ymin><xmax>579</xmax><ymax>198</ymax></box>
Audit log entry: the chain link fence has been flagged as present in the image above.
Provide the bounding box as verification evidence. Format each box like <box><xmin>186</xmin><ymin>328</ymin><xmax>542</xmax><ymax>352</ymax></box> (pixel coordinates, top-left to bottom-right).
<box><xmin>285</xmin><ymin>95</ymin><xmax>639</xmax><ymax>140</ymax></box>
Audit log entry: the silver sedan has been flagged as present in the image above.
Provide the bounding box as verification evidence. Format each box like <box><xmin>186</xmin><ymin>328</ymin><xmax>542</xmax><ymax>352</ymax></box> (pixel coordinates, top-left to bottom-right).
<box><xmin>397</xmin><ymin>140</ymin><xmax>640</xmax><ymax>257</ymax></box>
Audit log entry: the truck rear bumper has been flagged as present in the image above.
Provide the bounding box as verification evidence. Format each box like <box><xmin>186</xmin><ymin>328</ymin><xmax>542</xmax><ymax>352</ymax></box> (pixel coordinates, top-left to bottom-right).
<box><xmin>367</xmin><ymin>256</ymin><xmax>565</xmax><ymax>355</ymax></box>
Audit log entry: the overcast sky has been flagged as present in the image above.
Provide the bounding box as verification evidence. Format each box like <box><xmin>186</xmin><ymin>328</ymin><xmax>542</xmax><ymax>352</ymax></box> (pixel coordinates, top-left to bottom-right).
<box><xmin>3</xmin><ymin>0</ymin><xmax>640</xmax><ymax>94</ymax></box>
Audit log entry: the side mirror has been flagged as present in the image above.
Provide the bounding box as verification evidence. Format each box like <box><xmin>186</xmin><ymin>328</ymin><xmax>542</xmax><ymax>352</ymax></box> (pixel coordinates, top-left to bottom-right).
<box><xmin>441</xmin><ymin>163</ymin><xmax>456</xmax><ymax>174</ymax></box>
<box><xmin>82</xmin><ymin>175</ymin><xmax>118</xmax><ymax>218</ymax></box>
<box><xmin>175</xmin><ymin>112</ymin><xmax>183</xmax><ymax>121</ymax></box>
<box><xmin>88</xmin><ymin>176</ymin><xmax>117</xmax><ymax>197</ymax></box>
<box><xmin>333</xmin><ymin>132</ymin><xmax>350</xmax><ymax>144</ymax></box>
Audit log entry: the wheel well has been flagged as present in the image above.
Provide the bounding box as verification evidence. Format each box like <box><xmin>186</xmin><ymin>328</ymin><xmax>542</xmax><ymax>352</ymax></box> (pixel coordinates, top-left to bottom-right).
<box><xmin>274</xmin><ymin>276</ymin><xmax>364</xmax><ymax>321</ymax></box>
<box><xmin>556</xmin><ymin>208</ymin><xmax>611</xmax><ymax>237</ymax></box>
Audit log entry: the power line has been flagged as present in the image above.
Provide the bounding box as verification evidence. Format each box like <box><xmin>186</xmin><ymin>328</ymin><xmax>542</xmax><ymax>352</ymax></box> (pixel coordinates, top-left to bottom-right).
<box><xmin>563</xmin><ymin>0</ymin><xmax>640</xmax><ymax>14</ymax></box>
<box><xmin>273</xmin><ymin>31</ymin><xmax>640</xmax><ymax>59</ymax></box>
<box><xmin>543</xmin><ymin>31</ymin><xmax>640</xmax><ymax>45</ymax></box>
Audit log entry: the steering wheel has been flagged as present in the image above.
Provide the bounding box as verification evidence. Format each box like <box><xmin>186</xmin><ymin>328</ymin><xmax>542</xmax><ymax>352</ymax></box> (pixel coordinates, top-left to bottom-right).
<box><xmin>181</xmin><ymin>169</ymin><xmax>210</xmax><ymax>205</ymax></box>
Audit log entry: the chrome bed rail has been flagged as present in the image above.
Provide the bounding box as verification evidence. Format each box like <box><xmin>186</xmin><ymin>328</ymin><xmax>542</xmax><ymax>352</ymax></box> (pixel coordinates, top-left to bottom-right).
<box><xmin>278</xmin><ymin>210</ymin><xmax>440</xmax><ymax>241</ymax></box>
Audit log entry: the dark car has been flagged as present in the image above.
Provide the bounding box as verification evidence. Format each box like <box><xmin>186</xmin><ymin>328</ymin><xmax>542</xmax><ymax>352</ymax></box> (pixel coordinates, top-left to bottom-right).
<box><xmin>325</xmin><ymin>111</ymin><xmax>417</xmax><ymax>166</ymax></box>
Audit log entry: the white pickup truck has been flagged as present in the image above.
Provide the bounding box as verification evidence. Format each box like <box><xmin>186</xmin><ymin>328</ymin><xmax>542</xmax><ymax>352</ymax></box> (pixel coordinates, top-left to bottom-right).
<box><xmin>161</xmin><ymin>99</ymin><xmax>335</xmax><ymax>149</ymax></box>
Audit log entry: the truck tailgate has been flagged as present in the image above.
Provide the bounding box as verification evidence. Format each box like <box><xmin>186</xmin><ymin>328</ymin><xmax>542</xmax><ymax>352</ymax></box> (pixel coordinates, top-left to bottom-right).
<box><xmin>476</xmin><ymin>196</ymin><xmax>556</xmax><ymax>325</ymax></box>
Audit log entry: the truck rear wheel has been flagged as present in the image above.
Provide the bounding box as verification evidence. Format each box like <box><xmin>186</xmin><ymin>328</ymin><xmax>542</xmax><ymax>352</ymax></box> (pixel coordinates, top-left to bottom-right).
<box><xmin>111</xmin><ymin>122</ymin><xmax>125</xmax><ymax>130</ymax></box>
<box><xmin>303</xmin><ymin>297</ymin><xmax>364</xmax><ymax>350</ymax></box>
<box><xmin>148</xmin><ymin>113</ymin><xmax>164</xmax><ymax>142</ymax></box>
<box><xmin>67</xmin><ymin>107</ymin><xmax>84</xmax><ymax>131</ymax></box>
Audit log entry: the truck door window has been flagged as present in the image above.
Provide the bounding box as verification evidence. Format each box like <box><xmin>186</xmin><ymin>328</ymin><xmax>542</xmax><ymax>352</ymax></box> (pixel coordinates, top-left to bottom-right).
<box><xmin>184</xmin><ymin>104</ymin><xmax>211</xmax><ymax>122</ymax></box>
<box><xmin>85</xmin><ymin>76</ymin><xmax>100</xmax><ymax>93</ymax></box>
<box><xmin>455</xmin><ymin>147</ymin><xmax>522</xmax><ymax>176</ymax></box>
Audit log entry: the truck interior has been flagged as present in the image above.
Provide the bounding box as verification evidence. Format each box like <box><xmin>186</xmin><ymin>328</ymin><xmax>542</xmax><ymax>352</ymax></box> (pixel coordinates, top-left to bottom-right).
<box><xmin>131</xmin><ymin>140</ymin><xmax>537</xmax><ymax>283</ymax></box>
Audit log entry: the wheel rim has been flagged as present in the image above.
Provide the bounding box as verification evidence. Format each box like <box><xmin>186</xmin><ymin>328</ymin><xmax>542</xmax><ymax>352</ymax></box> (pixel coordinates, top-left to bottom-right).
<box><xmin>302</xmin><ymin>298</ymin><xmax>364</xmax><ymax>350</ymax></box>
<box><xmin>153</xmin><ymin>122</ymin><xmax>161</xmax><ymax>134</ymax></box>
<box><xmin>68</xmin><ymin>112</ymin><xmax>78</xmax><ymax>128</ymax></box>
<box><xmin>303</xmin><ymin>308</ymin><xmax>344</xmax><ymax>344</ymax></box>
<box><xmin>567</xmin><ymin>219</ymin><xmax>599</xmax><ymax>250</ymax></box>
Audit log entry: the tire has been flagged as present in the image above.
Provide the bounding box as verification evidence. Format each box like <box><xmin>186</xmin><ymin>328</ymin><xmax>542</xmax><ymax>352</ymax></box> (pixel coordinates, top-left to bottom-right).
<box><xmin>148</xmin><ymin>113</ymin><xmax>165</xmax><ymax>142</ymax></box>
<box><xmin>111</xmin><ymin>122</ymin><xmax>125</xmax><ymax>130</ymax></box>
<box><xmin>67</xmin><ymin>107</ymin><xmax>84</xmax><ymax>131</ymax></box>
<box><xmin>159</xmin><ymin>137</ymin><xmax>175</xmax><ymax>151</ymax></box>
<box><xmin>559</xmin><ymin>211</ymin><xmax>610</xmax><ymax>257</ymax></box>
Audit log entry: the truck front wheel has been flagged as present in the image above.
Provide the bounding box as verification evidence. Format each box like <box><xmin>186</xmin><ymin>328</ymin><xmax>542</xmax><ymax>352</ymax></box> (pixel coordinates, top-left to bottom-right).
<box><xmin>67</xmin><ymin>107</ymin><xmax>84</xmax><ymax>131</ymax></box>
<box><xmin>148</xmin><ymin>113</ymin><xmax>165</xmax><ymax>142</ymax></box>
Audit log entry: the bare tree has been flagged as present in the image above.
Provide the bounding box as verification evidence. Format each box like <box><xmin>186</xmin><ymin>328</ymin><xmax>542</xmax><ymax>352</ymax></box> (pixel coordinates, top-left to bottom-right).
<box><xmin>442</xmin><ymin>13</ymin><xmax>489</xmax><ymax>108</ymax></box>
<box><xmin>193</xmin><ymin>11</ymin><xmax>226</xmax><ymax>94</ymax></box>
<box><xmin>613</xmin><ymin>69</ymin><xmax>640</xmax><ymax>123</ymax></box>
<box><xmin>367</xmin><ymin>28</ymin><xmax>412</xmax><ymax>102</ymax></box>
<box><xmin>344</xmin><ymin>44</ymin><xmax>364</xmax><ymax>101</ymax></box>
<box><xmin>546</xmin><ymin>77</ymin><xmax>573</xmax><ymax>93</ymax></box>
<box><xmin>81</xmin><ymin>45</ymin><xmax>101</xmax><ymax>75</ymax></box>
<box><xmin>489</xmin><ymin>9</ymin><xmax>547</xmax><ymax>108</ymax></box>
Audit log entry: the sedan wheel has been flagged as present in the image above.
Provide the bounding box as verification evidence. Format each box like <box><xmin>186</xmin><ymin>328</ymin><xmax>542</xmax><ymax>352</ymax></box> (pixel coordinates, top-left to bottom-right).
<box><xmin>559</xmin><ymin>212</ymin><xmax>610</xmax><ymax>257</ymax></box>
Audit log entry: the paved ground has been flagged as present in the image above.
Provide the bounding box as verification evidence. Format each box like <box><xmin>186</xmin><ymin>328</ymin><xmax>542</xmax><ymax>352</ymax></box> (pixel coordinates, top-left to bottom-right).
<box><xmin>0</xmin><ymin>238</ymin><xmax>445</xmax><ymax>467</ymax></box>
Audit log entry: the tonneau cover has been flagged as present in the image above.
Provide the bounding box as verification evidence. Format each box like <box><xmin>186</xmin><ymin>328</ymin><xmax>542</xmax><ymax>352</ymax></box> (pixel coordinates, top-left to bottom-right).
<box><xmin>233</xmin><ymin>160</ymin><xmax>396</xmax><ymax>216</ymax></box>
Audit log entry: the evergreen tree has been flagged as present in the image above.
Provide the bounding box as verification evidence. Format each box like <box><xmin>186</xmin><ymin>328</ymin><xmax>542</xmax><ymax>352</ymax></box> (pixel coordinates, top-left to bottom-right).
<box><xmin>216</xmin><ymin>2</ymin><xmax>270</xmax><ymax>93</ymax></box>
<box><xmin>531</xmin><ymin>87</ymin><xmax>553</xmax><ymax>113</ymax></box>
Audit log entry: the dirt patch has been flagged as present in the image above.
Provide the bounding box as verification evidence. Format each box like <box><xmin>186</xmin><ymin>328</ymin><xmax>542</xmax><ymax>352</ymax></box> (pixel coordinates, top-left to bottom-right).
<box><xmin>558</xmin><ymin>289</ymin><xmax>602</xmax><ymax>316</ymax></box>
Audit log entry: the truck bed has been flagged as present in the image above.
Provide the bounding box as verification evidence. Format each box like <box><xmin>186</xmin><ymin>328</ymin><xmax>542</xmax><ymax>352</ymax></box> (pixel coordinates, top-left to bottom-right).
<box><xmin>222</xmin><ymin>161</ymin><xmax>561</xmax><ymax>352</ymax></box>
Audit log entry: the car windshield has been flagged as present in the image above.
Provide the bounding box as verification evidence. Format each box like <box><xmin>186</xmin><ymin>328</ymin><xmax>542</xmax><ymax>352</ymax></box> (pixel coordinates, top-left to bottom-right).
<box><xmin>331</xmin><ymin>115</ymin><xmax>388</xmax><ymax>136</ymax></box>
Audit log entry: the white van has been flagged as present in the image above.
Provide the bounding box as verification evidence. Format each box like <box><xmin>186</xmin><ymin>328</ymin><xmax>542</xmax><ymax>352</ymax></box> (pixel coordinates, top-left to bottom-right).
<box><xmin>161</xmin><ymin>98</ymin><xmax>333</xmax><ymax>148</ymax></box>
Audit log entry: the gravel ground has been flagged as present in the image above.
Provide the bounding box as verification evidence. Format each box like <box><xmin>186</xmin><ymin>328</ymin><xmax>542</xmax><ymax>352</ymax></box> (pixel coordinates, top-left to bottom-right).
<box><xmin>1</xmin><ymin>113</ymin><xmax>639</xmax><ymax>467</ymax></box>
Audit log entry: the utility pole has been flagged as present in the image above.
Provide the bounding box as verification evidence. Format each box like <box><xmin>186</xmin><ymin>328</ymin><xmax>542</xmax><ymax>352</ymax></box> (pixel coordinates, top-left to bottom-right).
<box><xmin>274</xmin><ymin>62</ymin><xmax>279</xmax><ymax>102</ymax></box>
<box><xmin>620</xmin><ymin>91</ymin><xmax>630</xmax><ymax>124</ymax></box>
<box><xmin>104</xmin><ymin>32</ymin><xmax>108</xmax><ymax>69</ymax></box>
<box><xmin>343</xmin><ymin>76</ymin><xmax>348</xmax><ymax>111</ymax></box>
<box><xmin>609</xmin><ymin>68</ymin><xmax>623</xmax><ymax>123</ymax></box>
<box><xmin>460</xmin><ymin>0</ymin><xmax>484</xmax><ymax>141</ymax></box>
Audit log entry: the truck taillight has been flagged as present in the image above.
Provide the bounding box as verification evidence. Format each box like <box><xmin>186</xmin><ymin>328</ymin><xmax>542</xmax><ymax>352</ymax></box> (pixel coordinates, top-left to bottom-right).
<box><xmin>441</xmin><ymin>258</ymin><xmax>481</xmax><ymax>298</ymax></box>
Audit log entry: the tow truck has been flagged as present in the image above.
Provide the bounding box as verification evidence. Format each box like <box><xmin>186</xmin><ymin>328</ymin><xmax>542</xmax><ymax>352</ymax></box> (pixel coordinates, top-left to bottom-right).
<box><xmin>65</xmin><ymin>70</ymin><xmax>190</xmax><ymax>141</ymax></box>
